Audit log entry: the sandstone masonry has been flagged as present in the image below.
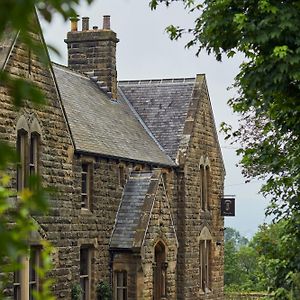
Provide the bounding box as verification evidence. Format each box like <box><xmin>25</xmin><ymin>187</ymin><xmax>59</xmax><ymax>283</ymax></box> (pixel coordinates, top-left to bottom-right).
<box><xmin>0</xmin><ymin>14</ymin><xmax>225</xmax><ymax>300</ymax></box>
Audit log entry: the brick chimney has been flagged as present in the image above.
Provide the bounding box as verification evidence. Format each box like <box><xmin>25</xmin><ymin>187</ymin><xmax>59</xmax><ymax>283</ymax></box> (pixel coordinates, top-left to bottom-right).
<box><xmin>64</xmin><ymin>16</ymin><xmax>119</xmax><ymax>99</ymax></box>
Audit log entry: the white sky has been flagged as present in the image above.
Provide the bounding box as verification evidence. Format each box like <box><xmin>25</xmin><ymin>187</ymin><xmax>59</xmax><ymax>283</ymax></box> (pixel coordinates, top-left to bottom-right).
<box><xmin>40</xmin><ymin>0</ymin><xmax>270</xmax><ymax>238</ymax></box>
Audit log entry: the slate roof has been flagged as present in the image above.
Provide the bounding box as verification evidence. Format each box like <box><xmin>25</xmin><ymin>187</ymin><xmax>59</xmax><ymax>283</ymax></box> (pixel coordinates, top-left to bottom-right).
<box><xmin>53</xmin><ymin>64</ymin><xmax>174</xmax><ymax>166</ymax></box>
<box><xmin>110</xmin><ymin>171</ymin><xmax>153</xmax><ymax>249</ymax></box>
<box><xmin>118</xmin><ymin>79</ymin><xmax>195</xmax><ymax>160</ymax></box>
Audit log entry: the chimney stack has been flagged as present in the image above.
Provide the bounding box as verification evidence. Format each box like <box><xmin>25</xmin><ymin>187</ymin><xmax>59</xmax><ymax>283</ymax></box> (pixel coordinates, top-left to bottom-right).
<box><xmin>65</xmin><ymin>15</ymin><xmax>119</xmax><ymax>99</ymax></box>
<box><xmin>82</xmin><ymin>17</ymin><xmax>89</xmax><ymax>31</ymax></box>
<box><xmin>103</xmin><ymin>15</ymin><xmax>110</xmax><ymax>30</ymax></box>
<box><xmin>70</xmin><ymin>16</ymin><xmax>79</xmax><ymax>32</ymax></box>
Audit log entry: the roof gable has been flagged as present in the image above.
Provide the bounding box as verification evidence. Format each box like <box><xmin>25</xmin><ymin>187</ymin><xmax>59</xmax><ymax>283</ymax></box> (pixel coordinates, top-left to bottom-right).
<box><xmin>110</xmin><ymin>171</ymin><xmax>155</xmax><ymax>250</ymax></box>
<box><xmin>118</xmin><ymin>79</ymin><xmax>195</xmax><ymax>160</ymax></box>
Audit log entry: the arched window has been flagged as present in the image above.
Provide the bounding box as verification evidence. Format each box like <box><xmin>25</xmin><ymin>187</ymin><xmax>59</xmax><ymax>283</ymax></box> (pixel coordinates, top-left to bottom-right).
<box><xmin>16</xmin><ymin>129</ymin><xmax>28</xmax><ymax>191</ymax></box>
<box><xmin>199</xmin><ymin>227</ymin><xmax>212</xmax><ymax>292</ymax></box>
<box><xmin>205</xmin><ymin>166</ymin><xmax>210</xmax><ymax>210</ymax></box>
<box><xmin>153</xmin><ymin>241</ymin><xmax>167</xmax><ymax>300</ymax></box>
<box><xmin>29</xmin><ymin>132</ymin><xmax>40</xmax><ymax>176</ymax></box>
<box><xmin>200</xmin><ymin>165</ymin><xmax>205</xmax><ymax>210</ymax></box>
<box><xmin>200</xmin><ymin>160</ymin><xmax>210</xmax><ymax>211</ymax></box>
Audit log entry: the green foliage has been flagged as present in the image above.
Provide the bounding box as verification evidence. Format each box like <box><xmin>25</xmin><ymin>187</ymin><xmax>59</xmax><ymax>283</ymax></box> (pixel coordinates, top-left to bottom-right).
<box><xmin>0</xmin><ymin>0</ymin><xmax>94</xmax><ymax>299</ymax></box>
<box><xmin>97</xmin><ymin>281</ymin><xmax>112</xmax><ymax>300</ymax></box>
<box><xmin>224</xmin><ymin>227</ymin><xmax>263</xmax><ymax>292</ymax></box>
<box><xmin>151</xmin><ymin>1</ymin><xmax>300</xmax><ymax>298</ymax></box>
<box><xmin>71</xmin><ymin>283</ymin><xmax>83</xmax><ymax>300</ymax></box>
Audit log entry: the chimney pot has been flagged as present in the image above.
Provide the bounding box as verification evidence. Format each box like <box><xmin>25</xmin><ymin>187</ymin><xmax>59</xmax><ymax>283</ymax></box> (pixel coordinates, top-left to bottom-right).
<box><xmin>70</xmin><ymin>16</ymin><xmax>79</xmax><ymax>32</ymax></box>
<box><xmin>82</xmin><ymin>17</ymin><xmax>89</xmax><ymax>31</ymax></box>
<box><xmin>103</xmin><ymin>15</ymin><xmax>111</xmax><ymax>30</ymax></box>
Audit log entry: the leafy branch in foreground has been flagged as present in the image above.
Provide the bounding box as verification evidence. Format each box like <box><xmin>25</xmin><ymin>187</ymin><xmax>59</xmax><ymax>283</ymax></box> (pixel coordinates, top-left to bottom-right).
<box><xmin>0</xmin><ymin>1</ymin><xmax>94</xmax><ymax>299</ymax></box>
<box><xmin>150</xmin><ymin>0</ymin><xmax>300</xmax><ymax>299</ymax></box>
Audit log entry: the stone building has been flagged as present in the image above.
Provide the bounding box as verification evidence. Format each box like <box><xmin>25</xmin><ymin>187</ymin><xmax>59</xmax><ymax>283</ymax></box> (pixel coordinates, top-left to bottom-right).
<box><xmin>0</xmin><ymin>13</ymin><xmax>225</xmax><ymax>300</ymax></box>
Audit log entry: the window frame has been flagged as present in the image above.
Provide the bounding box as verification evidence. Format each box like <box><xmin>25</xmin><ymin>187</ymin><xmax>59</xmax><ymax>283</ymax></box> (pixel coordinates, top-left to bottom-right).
<box><xmin>29</xmin><ymin>133</ymin><xmax>40</xmax><ymax>176</ymax></box>
<box><xmin>13</xmin><ymin>246</ymin><xmax>42</xmax><ymax>300</ymax></box>
<box><xmin>17</xmin><ymin>130</ymin><xmax>28</xmax><ymax>192</ymax></box>
<box><xmin>199</xmin><ymin>227</ymin><xmax>212</xmax><ymax>293</ymax></box>
<box><xmin>80</xmin><ymin>246</ymin><xmax>91</xmax><ymax>300</ymax></box>
<box><xmin>200</xmin><ymin>163</ymin><xmax>210</xmax><ymax>211</ymax></box>
<box><xmin>114</xmin><ymin>270</ymin><xmax>128</xmax><ymax>300</ymax></box>
<box><xmin>118</xmin><ymin>164</ymin><xmax>126</xmax><ymax>188</ymax></box>
<box><xmin>81</xmin><ymin>162</ymin><xmax>93</xmax><ymax>210</ymax></box>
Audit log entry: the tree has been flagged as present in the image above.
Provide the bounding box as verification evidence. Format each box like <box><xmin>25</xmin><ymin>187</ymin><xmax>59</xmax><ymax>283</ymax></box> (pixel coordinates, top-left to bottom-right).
<box><xmin>150</xmin><ymin>1</ymin><xmax>300</xmax><ymax>298</ymax></box>
<box><xmin>224</xmin><ymin>227</ymin><xmax>262</xmax><ymax>292</ymax></box>
<box><xmin>0</xmin><ymin>1</ymin><xmax>93</xmax><ymax>299</ymax></box>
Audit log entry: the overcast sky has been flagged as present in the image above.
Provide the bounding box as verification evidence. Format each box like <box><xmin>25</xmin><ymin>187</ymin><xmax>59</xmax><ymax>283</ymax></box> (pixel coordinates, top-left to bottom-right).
<box><xmin>40</xmin><ymin>0</ymin><xmax>270</xmax><ymax>238</ymax></box>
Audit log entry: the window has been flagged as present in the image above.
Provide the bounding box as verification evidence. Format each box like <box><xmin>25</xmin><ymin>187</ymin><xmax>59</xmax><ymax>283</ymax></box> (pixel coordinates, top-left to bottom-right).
<box><xmin>205</xmin><ymin>166</ymin><xmax>210</xmax><ymax>210</ymax></box>
<box><xmin>13</xmin><ymin>246</ymin><xmax>41</xmax><ymax>300</ymax></box>
<box><xmin>80</xmin><ymin>247</ymin><xmax>91</xmax><ymax>300</ymax></box>
<box><xmin>17</xmin><ymin>130</ymin><xmax>28</xmax><ymax>191</ymax></box>
<box><xmin>153</xmin><ymin>241</ymin><xmax>167</xmax><ymax>300</ymax></box>
<box><xmin>29</xmin><ymin>247</ymin><xmax>41</xmax><ymax>299</ymax></box>
<box><xmin>17</xmin><ymin>129</ymin><xmax>40</xmax><ymax>191</ymax></box>
<box><xmin>114</xmin><ymin>271</ymin><xmax>127</xmax><ymax>300</ymax></box>
<box><xmin>118</xmin><ymin>165</ymin><xmax>126</xmax><ymax>188</ymax></box>
<box><xmin>199</xmin><ymin>227</ymin><xmax>212</xmax><ymax>293</ymax></box>
<box><xmin>199</xmin><ymin>240</ymin><xmax>211</xmax><ymax>292</ymax></box>
<box><xmin>200</xmin><ymin>165</ymin><xmax>210</xmax><ymax>211</ymax></box>
<box><xmin>81</xmin><ymin>163</ymin><xmax>92</xmax><ymax>209</ymax></box>
<box><xmin>13</xmin><ymin>264</ymin><xmax>21</xmax><ymax>300</ymax></box>
<box><xmin>29</xmin><ymin>133</ymin><xmax>40</xmax><ymax>176</ymax></box>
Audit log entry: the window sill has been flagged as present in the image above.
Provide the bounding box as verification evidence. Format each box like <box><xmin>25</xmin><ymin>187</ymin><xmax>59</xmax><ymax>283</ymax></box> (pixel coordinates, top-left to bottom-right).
<box><xmin>80</xmin><ymin>208</ymin><xmax>92</xmax><ymax>215</ymax></box>
<box><xmin>199</xmin><ymin>287</ymin><xmax>212</xmax><ymax>295</ymax></box>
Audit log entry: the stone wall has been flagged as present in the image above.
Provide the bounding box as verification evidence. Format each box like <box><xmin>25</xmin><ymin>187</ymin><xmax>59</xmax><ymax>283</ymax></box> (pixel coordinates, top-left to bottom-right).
<box><xmin>0</xmin><ymin>31</ymin><xmax>75</xmax><ymax>298</ymax></box>
<box><xmin>142</xmin><ymin>175</ymin><xmax>178</xmax><ymax>300</ymax></box>
<box><xmin>176</xmin><ymin>75</ymin><xmax>225</xmax><ymax>300</ymax></box>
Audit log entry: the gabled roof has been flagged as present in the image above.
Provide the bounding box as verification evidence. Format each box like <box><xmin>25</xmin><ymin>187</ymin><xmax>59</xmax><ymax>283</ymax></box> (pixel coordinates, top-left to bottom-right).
<box><xmin>110</xmin><ymin>171</ymin><xmax>159</xmax><ymax>250</ymax></box>
<box><xmin>53</xmin><ymin>64</ymin><xmax>174</xmax><ymax>166</ymax></box>
<box><xmin>118</xmin><ymin>79</ymin><xmax>195</xmax><ymax>160</ymax></box>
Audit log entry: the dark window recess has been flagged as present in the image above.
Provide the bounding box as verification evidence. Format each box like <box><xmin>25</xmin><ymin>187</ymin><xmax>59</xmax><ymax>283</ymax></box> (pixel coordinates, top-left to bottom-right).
<box><xmin>17</xmin><ymin>131</ymin><xmax>28</xmax><ymax>192</ymax></box>
<box><xmin>199</xmin><ymin>240</ymin><xmax>211</xmax><ymax>292</ymax></box>
<box><xmin>13</xmin><ymin>267</ymin><xmax>21</xmax><ymax>300</ymax></box>
<box><xmin>29</xmin><ymin>247</ymin><xmax>41</xmax><ymax>300</ymax></box>
<box><xmin>81</xmin><ymin>163</ymin><xmax>89</xmax><ymax>208</ymax></box>
<box><xmin>119</xmin><ymin>165</ymin><xmax>126</xmax><ymax>187</ymax></box>
<box><xmin>80</xmin><ymin>247</ymin><xmax>90</xmax><ymax>300</ymax></box>
<box><xmin>29</xmin><ymin>134</ymin><xmax>39</xmax><ymax>176</ymax></box>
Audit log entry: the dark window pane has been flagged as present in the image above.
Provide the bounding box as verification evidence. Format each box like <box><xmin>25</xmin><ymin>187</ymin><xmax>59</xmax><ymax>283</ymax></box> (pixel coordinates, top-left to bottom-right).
<box><xmin>80</xmin><ymin>248</ymin><xmax>88</xmax><ymax>275</ymax></box>
<box><xmin>82</xmin><ymin>174</ymin><xmax>87</xmax><ymax>193</ymax></box>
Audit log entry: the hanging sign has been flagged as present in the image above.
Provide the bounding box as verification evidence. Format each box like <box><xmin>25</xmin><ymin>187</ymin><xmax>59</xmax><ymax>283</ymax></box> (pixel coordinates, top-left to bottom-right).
<box><xmin>221</xmin><ymin>197</ymin><xmax>235</xmax><ymax>216</ymax></box>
